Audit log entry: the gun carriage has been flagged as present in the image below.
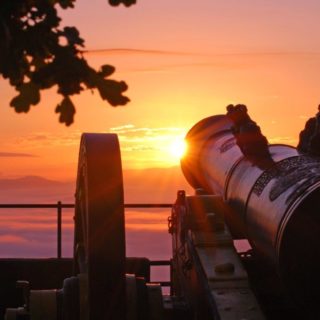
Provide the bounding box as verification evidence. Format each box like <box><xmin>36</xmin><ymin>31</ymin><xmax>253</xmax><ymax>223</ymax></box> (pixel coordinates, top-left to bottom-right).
<box><xmin>2</xmin><ymin>112</ymin><xmax>320</xmax><ymax>319</ymax></box>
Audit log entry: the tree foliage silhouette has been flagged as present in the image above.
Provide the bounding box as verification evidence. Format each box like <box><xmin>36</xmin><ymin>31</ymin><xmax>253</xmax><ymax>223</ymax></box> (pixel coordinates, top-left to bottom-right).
<box><xmin>0</xmin><ymin>0</ymin><xmax>136</xmax><ymax>125</ymax></box>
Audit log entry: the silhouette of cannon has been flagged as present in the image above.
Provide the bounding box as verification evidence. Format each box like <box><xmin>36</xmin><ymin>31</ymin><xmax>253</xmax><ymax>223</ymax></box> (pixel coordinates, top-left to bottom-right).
<box><xmin>4</xmin><ymin>113</ymin><xmax>320</xmax><ymax>319</ymax></box>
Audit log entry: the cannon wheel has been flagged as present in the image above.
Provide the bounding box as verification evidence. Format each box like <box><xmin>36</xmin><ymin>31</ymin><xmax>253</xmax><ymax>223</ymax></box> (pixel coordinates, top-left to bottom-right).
<box><xmin>74</xmin><ymin>133</ymin><xmax>126</xmax><ymax>320</ymax></box>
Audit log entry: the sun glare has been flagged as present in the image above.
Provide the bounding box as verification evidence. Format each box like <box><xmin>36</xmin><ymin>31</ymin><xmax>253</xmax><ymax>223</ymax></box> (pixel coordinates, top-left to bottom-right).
<box><xmin>168</xmin><ymin>138</ymin><xmax>188</xmax><ymax>160</ymax></box>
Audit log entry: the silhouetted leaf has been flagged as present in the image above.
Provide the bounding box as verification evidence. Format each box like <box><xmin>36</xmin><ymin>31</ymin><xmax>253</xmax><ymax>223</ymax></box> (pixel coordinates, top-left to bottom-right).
<box><xmin>97</xmin><ymin>79</ymin><xmax>130</xmax><ymax>106</ymax></box>
<box><xmin>109</xmin><ymin>0</ymin><xmax>136</xmax><ymax>7</ymax></box>
<box><xmin>85</xmin><ymin>69</ymin><xmax>100</xmax><ymax>89</ymax></box>
<box><xmin>10</xmin><ymin>82</ymin><xmax>40</xmax><ymax>113</ymax></box>
<box><xmin>10</xmin><ymin>96</ymin><xmax>30</xmax><ymax>113</ymax></box>
<box><xmin>63</xmin><ymin>27</ymin><xmax>84</xmax><ymax>47</ymax></box>
<box><xmin>58</xmin><ymin>0</ymin><xmax>76</xmax><ymax>9</ymax></box>
<box><xmin>55</xmin><ymin>96</ymin><xmax>76</xmax><ymax>126</ymax></box>
<box><xmin>0</xmin><ymin>0</ymin><xmax>131</xmax><ymax>125</ymax></box>
<box><xmin>100</xmin><ymin>65</ymin><xmax>115</xmax><ymax>77</ymax></box>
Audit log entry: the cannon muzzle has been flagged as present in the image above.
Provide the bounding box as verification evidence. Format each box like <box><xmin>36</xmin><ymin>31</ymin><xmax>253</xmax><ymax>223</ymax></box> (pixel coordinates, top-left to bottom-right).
<box><xmin>181</xmin><ymin>114</ymin><xmax>320</xmax><ymax>306</ymax></box>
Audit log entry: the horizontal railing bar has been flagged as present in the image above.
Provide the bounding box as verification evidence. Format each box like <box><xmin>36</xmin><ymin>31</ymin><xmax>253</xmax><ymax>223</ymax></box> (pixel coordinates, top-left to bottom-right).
<box><xmin>125</xmin><ymin>204</ymin><xmax>172</xmax><ymax>208</ymax></box>
<box><xmin>0</xmin><ymin>204</ymin><xmax>74</xmax><ymax>209</ymax></box>
<box><xmin>149</xmin><ymin>281</ymin><xmax>171</xmax><ymax>287</ymax></box>
<box><xmin>0</xmin><ymin>203</ymin><xmax>172</xmax><ymax>209</ymax></box>
<box><xmin>150</xmin><ymin>260</ymin><xmax>171</xmax><ymax>266</ymax></box>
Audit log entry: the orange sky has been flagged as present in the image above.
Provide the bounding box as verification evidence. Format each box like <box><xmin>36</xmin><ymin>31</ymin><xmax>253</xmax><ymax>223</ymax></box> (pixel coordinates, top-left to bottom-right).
<box><xmin>1</xmin><ymin>0</ymin><xmax>320</xmax><ymax>180</ymax></box>
<box><xmin>1</xmin><ymin>0</ymin><xmax>320</xmax><ymax>262</ymax></box>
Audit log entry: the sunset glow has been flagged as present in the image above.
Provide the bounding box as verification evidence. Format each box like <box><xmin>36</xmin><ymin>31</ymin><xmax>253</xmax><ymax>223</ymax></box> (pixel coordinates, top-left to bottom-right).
<box><xmin>1</xmin><ymin>1</ymin><xmax>320</xmax><ymax>261</ymax></box>
<box><xmin>168</xmin><ymin>138</ymin><xmax>187</xmax><ymax>160</ymax></box>
<box><xmin>1</xmin><ymin>0</ymin><xmax>320</xmax><ymax>180</ymax></box>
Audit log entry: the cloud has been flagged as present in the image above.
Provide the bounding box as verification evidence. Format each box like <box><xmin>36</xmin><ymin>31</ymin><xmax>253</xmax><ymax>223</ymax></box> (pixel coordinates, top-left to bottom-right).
<box><xmin>81</xmin><ymin>46</ymin><xmax>320</xmax><ymax>75</ymax></box>
<box><xmin>83</xmin><ymin>47</ymin><xmax>320</xmax><ymax>58</ymax></box>
<box><xmin>0</xmin><ymin>208</ymin><xmax>172</xmax><ymax>258</ymax></box>
<box><xmin>13</xmin><ymin>131</ymin><xmax>82</xmax><ymax>148</ymax></box>
<box><xmin>269</xmin><ymin>136</ymin><xmax>298</xmax><ymax>145</ymax></box>
<box><xmin>110</xmin><ymin>124</ymin><xmax>135</xmax><ymax>131</ymax></box>
<box><xmin>110</xmin><ymin>125</ymin><xmax>182</xmax><ymax>137</ymax></box>
<box><xmin>80</xmin><ymin>47</ymin><xmax>320</xmax><ymax>76</ymax></box>
<box><xmin>109</xmin><ymin>125</ymin><xmax>189</xmax><ymax>167</ymax></box>
<box><xmin>0</xmin><ymin>152</ymin><xmax>37</xmax><ymax>157</ymax></box>
<box><xmin>83</xmin><ymin>48</ymin><xmax>192</xmax><ymax>56</ymax></box>
<box><xmin>109</xmin><ymin>125</ymin><xmax>186</xmax><ymax>154</ymax></box>
<box><xmin>0</xmin><ymin>235</ymin><xmax>29</xmax><ymax>244</ymax></box>
<box><xmin>11</xmin><ymin>127</ymin><xmax>185</xmax><ymax>162</ymax></box>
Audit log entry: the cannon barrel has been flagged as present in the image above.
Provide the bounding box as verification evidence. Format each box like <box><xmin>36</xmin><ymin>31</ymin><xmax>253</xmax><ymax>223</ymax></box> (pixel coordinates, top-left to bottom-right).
<box><xmin>181</xmin><ymin>114</ymin><xmax>320</xmax><ymax>305</ymax></box>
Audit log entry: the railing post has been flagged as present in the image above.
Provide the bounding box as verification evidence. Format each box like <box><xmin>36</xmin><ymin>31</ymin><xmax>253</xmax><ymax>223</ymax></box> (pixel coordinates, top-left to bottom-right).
<box><xmin>57</xmin><ymin>201</ymin><xmax>62</xmax><ymax>258</ymax></box>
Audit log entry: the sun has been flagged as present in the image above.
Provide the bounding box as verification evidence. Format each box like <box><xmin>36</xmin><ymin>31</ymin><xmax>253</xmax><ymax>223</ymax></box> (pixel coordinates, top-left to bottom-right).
<box><xmin>168</xmin><ymin>137</ymin><xmax>188</xmax><ymax>160</ymax></box>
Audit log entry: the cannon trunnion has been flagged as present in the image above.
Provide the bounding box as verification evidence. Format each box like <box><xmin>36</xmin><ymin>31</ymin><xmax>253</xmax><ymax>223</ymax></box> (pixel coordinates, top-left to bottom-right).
<box><xmin>169</xmin><ymin>191</ymin><xmax>264</xmax><ymax>319</ymax></box>
<box><xmin>3</xmin><ymin>113</ymin><xmax>320</xmax><ymax>319</ymax></box>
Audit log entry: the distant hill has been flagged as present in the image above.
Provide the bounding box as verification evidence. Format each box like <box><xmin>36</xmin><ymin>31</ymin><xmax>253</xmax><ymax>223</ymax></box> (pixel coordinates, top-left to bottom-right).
<box><xmin>0</xmin><ymin>167</ymin><xmax>193</xmax><ymax>203</ymax></box>
<box><xmin>0</xmin><ymin>176</ymin><xmax>74</xmax><ymax>203</ymax></box>
<box><xmin>0</xmin><ymin>176</ymin><xmax>68</xmax><ymax>189</ymax></box>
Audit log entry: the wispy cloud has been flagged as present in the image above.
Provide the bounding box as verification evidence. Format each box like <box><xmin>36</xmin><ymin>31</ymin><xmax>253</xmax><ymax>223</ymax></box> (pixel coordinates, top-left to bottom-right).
<box><xmin>83</xmin><ymin>47</ymin><xmax>320</xmax><ymax>58</ymax></box>
<box><xmin>110</xmin><ymin>125</ymin><xmax>182</xmax><ymax>135</ymax></box>
<box><xmin>0</xmin><ymin>235</ymin><xmax>29</xmax><ymax>244</ymax></box>
<box><xmin>0</xmin><ymin>152</ymin><xmax>37</xmax><ymax>157</ymax></box>
<box><xmin>269</xmin><ymin>136</ymin><xmax>298</xmax><ymax>145</ymax></box>
<box><xmin>3</xmin><ymin>126</ymin><xmax>187</xmax><ymax>168</ymax></box>
<box><xmin>13</xmin><ymin>131</ymin><xmax>82</xmax><ymax>148</ymax></box>
<box><xmin>110</xmin><ymin>124</ymin><xmax>135</xmax><ymax>131</ymax></box>
<box><xmin>110</xmin><ymin>125</ymin><xmax>186</xmax><ymax>153</ymax></box>
<box><xmin>109</xmin><ymin>125</ymin><xmax>188</xmax><ymax>168</ymax></box>
<box><xmin>0</xmin><ymin>209</ymin><xmax>171</xmax><ymax>258</ymax></box>
<box><xmin>83</xmin><ymin>48</ymin><xmax>320</xmax><ymax>74</ymax></box>
<box><xmin>83</xmin><ymin>48</ymin><xmax>192</xmax><ymax>56</ymax></box>
<box><xmin>12</xmin><ymin>127</ymin><xmax>182</xmax><ymax>151</ymax></box>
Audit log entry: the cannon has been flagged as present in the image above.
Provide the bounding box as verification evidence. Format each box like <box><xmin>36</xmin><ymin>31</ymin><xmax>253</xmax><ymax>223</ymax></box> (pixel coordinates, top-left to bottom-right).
<box><xmin>180</xmin><ymin>114</ymin><xmax>320</xmax><ymax>309</ymax></box>
<box><xmin>3</xmin><ymin>111</ymin><xmax>320</xmax><ymax>319</ymax></box>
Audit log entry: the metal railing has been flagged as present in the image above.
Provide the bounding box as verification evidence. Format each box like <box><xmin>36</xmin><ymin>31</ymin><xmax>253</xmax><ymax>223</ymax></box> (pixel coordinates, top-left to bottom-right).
<box><xmin>0</xmin><ymin>202</ymin><xmax>173</xmax><ymax>286</ymax></box>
